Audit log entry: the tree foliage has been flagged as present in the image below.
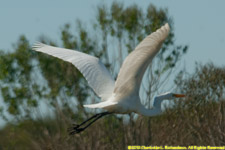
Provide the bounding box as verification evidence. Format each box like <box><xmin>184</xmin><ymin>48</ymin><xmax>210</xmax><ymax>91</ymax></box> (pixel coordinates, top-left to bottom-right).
<box><xmin>175</xmin><ymin>63</ymin><xmax>225</xmax><ymax>106</ymax></box>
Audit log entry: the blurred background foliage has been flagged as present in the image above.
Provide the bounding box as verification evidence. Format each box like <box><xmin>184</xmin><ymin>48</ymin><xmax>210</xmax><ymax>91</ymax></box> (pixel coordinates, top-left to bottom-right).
<box><xmin>0</xmin><ymin>2</ymin><xmax>224</xmax><ymax>149</ymax></box>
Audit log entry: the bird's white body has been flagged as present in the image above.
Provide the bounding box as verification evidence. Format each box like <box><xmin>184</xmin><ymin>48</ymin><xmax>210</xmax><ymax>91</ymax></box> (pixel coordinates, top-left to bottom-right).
<box><xmin>99</xmin><ymin>92</ymin><xmax>141</xmax><ymax>114</ymax></box>
<box><xmin>33</xmin><ymin>23</ymin><xmax>184</xmax><ymax>118</ymax></box>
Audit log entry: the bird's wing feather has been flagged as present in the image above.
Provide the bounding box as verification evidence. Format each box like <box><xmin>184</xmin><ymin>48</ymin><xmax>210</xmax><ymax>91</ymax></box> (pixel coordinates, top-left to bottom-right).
<box><xmin>32</xmin><ymin>43</ymin><xmax>115</xmax><ymax>101</ymax></box>
<box><xmin>114</xmin><ymin>23</ymin><xmax>170</xmax><ymax>96</ymax></box>
<box><xmin>83</xmin><ymin>101</ymin><xmax>118</xmax><ymax>109</ymax></box>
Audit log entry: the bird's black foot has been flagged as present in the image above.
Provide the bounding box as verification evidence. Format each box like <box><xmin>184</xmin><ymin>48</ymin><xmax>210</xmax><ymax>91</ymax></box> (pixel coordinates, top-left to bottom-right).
<box><xmin>68</xmin><ymin>112</ymin><xmax>111</xmax><ymax>135</ymax></box>
<box><xmin>68</xmin><ymin>124</ymin><xmax>84</xmax><ymax>135</ymax></box>
<box><xmin>68</xmin><ymin>127</ymin><xmax>84</xmax><ymax>135</ymax></box>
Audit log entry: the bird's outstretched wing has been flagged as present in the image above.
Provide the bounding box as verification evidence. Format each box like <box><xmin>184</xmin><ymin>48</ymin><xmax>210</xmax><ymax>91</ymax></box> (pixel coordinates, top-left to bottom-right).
<box><xmin>114</xmin><ymin>23</ymin><xmax>170</xmax><ymax>95</ymax></box>
<box><xmin>32</xmin><ymin>43</ymin><xmax>115</xmax><ymax>101</ymax></box>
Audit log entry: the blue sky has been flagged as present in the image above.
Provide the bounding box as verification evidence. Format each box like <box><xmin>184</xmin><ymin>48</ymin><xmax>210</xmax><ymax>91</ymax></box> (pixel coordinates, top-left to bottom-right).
<box><xmin>1</xmin><ymin>0</ymin><xmax>225</xmax><ymax>72</ymax></box>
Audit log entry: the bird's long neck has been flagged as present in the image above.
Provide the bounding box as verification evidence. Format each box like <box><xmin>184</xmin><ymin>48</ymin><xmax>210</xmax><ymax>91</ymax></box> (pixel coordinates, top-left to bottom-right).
<box><xmin>138</xmin><ymin>95</ymin><xmax>164</xmax><ymax>117</ymax></box>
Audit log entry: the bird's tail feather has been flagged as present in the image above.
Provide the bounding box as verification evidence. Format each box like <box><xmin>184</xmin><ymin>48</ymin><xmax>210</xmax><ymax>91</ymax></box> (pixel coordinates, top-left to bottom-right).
<box><xmin>83</xmin><ymin>101</ymin><xmax>118</xmax><ymax>109</ymax></box>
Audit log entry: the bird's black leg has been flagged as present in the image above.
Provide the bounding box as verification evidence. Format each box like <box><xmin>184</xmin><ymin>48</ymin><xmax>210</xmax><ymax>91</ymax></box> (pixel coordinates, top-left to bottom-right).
<box><xmin>72</xmin><ymin>113</ymin><xmax>101</xmax><ymax>128</ymax></box>
<box><xmin>68</xmin><ymin>112</ymin><xmax>111</xmax><ymax>135</ymax></box>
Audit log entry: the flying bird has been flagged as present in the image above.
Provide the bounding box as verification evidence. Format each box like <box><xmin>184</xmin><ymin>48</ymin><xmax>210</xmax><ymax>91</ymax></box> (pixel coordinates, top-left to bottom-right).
<box><xmin>32</xmin><ymin>23</ymin><xmax>185</xmax><ymax>135</ymax></box>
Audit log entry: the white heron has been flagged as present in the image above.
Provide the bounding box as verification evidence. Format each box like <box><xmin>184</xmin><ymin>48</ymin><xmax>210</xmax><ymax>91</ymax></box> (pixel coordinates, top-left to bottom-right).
<box><xmin>32</xmin><ymin>23</ymin><xmax>185</xmax><ymax>135</ymax></box>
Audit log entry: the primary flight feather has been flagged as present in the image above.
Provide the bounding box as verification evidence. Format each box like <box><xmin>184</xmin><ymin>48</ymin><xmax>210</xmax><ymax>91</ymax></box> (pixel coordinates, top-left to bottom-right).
<box><xmin>33</xmin><ymin>42</ymin><xmax>115</xmax><ymax>101</ymax></box>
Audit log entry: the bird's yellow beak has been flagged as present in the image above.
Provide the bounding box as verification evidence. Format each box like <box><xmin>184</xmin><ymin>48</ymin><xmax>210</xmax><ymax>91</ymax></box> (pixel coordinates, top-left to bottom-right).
<box><xmin>173</xmin><ymin>94</ymin><xmax>185</xmax><ymax>98</ymax></box>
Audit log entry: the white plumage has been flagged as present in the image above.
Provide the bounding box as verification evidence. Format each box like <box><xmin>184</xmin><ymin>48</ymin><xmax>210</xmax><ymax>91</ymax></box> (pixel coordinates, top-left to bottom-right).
<box><xmin>33</xmin><ymin>23</ymin><xmax>185</xmax><ymax>134</ymax></box>
<box><xmin>33</xmin><ymin>42</ymin><xmax>115</xmax><ymax>101</ymax></box>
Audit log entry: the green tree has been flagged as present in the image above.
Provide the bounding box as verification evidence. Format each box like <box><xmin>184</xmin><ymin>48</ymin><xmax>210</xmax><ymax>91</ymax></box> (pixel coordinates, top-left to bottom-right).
<box><xmin>175</xmin><ymin>63</ymin><xmax>225</xmax><ymax>106</ymax></box>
